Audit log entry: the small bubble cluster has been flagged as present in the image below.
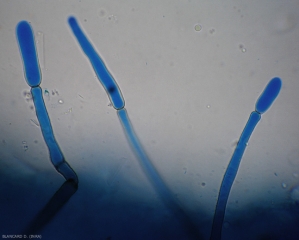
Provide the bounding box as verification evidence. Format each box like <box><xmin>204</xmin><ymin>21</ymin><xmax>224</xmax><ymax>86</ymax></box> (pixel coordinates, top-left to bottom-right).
<box><xmin>22</xmin><ymin>141</ymin><xmax>28</xmax><ymax>151</ymax></box>
<box><xmin>23</xmin><ymin>90</ymin><xmax>32</xmax><ymax>101</ymax></box>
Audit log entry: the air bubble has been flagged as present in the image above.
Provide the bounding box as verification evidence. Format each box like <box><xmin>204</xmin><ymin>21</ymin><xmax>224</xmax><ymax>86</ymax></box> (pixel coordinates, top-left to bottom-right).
<box><xmin>58</xmin><ymin>99</ymin><xmax>64</xmax><ymax>104</ymax></box>
<box><xmin>44</xmin><ymin>89</ymin><xmax>50</xmax><ymax>100</ymax></box>
<box><xmin>282</xmin><ymin>182</ymin><xmax>287</xmax><ymax>188</ymax></box>
<box><xmin>194</xmin><ymin>24</ymin><xmax>202</xmax><ymax>32</ymax></box>
<box><xmin>24</xmin><ymin>91</ymin><xmax>32</xmax><ymax>101</ymax></box>
<box><xmin>290</xmin><ymin>186</ymin><xmax>299</xmax><ymax>201</ymax></box>
<box><xmin>64</xmin><ymin>108</ymin><xmax>72</xmax><ymax>114</ymax></box>
<box><xmin>50</xmin><ymin>89</ymin><xmax>60</xmax><ymax>96</ymax></box>
<box><xmin>98</xmin><ymin>8</ymin><xmax>107</xmax><ymax>17</ymax></box>
<box><xmin>239</xmin><ymin>44</ymin><xmax>247</xmax><ymax>53</ymax></box>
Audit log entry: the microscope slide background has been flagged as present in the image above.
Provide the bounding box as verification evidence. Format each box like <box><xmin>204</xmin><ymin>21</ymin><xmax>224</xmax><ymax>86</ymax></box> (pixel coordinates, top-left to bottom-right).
<box><xmin>0</xmin><ymin>0</ymin><xmax>299</xmax><ymax>239</ymax></box>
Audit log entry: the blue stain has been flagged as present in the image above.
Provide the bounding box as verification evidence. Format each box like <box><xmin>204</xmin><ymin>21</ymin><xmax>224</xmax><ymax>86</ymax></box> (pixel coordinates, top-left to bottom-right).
<box><xmin>68</xmin><ymin>15</ymin><xmax>201</xmax><ymax>237</ymax></box>
<box><xmin>67</xmin><ymin>16</ymin><xmax>125</xmax><ymax>110</ymax></box>
<box><xmin>210</xmin><ymin>77</ymin><xmax>282</xmax><ymax>240</ymax></box>
<box><xmin>117</xmin><ymin>109</ymin><xmax>167</xmax><ymax>192</ymax></box>
<box><xmin>24</xmin><ymin>179</ymin><xmax>78</xmax><ymax>234</ymax></box>
<box><xmin>16</xmin><ymin>21</ymin><xmax>41</xmax><ymax>87</ymax></box>
<box><xmin>31</xmin><ymin>87</ymin><xmax>78</xmax><ymax>182</ymax></box>
<box><xmin>67</xmin><ymin>15</ymin><xmax>203</xmax><ymax>238</ymax></box>
<box><xmin>118</xmin><ymin>108</ymin><xmax>202</xmax><ymax>239</ymax></box>
<box><xmin>255</xmin><ymin>77</ymin><xmax>282</xmax><ymax>114</ymax></box>
<box><xmin>16</xmin><ymin>21</ymin><xmax>78</xmax><ymax>184</ymax></box>
<box><xmin>15</xmin><ymin>17</ymin><xmax>284</xmax><ymax>239</ymax></box>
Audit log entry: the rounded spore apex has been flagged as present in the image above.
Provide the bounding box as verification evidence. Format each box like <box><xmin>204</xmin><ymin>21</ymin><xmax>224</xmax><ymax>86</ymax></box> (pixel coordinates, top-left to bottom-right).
<box><xmin>255</xmin><ymin>77</ymin><xmax>282</xmax><ymax>114</ymax></box>
<box><xmin>16</xmin><ymin>20</ymin><xmax>78</xmax><ymax>184</ymax></box>
<box><xmin>68</xmin><ymin>16</ymin><xmax>125</xmax><ymax>110</ymax></box>
<box><xmin>16</xmin><ymin>21</ymin><xmax>41</xmax><ymax>87</ymax></box>
<box><xmin>210</xmin><ymin>77</ymin><xmax>282</xmax><ymax>240</ymax></box>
